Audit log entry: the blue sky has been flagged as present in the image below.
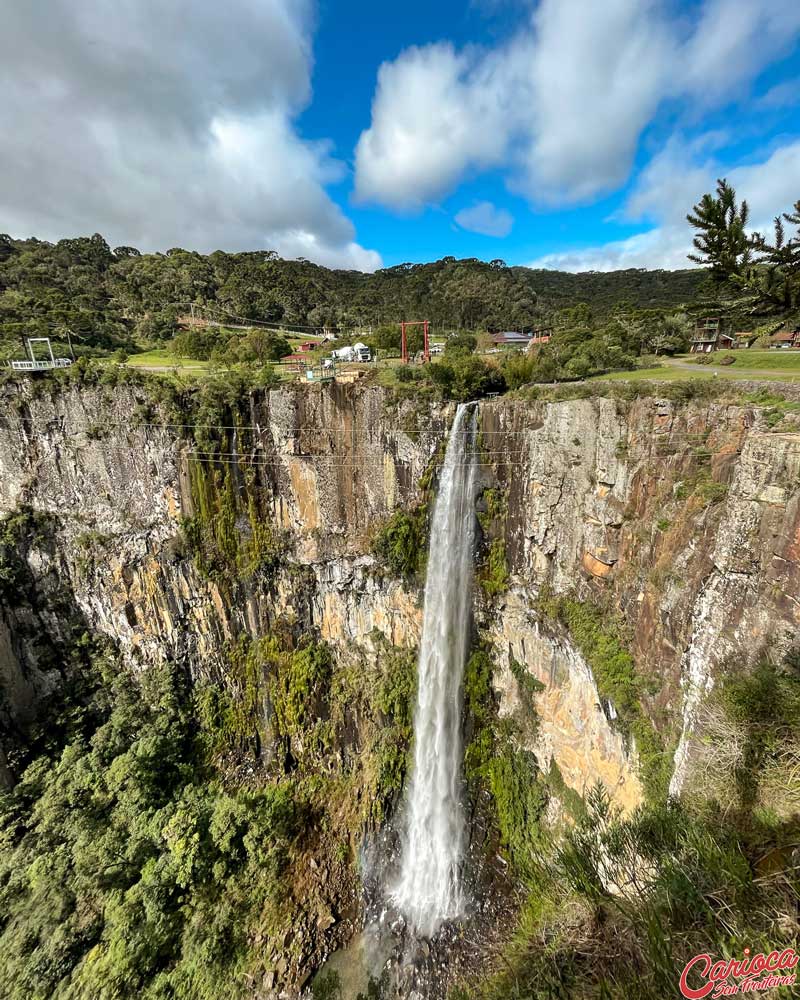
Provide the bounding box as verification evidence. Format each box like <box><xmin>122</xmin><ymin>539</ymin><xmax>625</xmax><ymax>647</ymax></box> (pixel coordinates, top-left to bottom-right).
<box><xmin>303</xmin><ymin>0</ymin><xmax>800</xmax><ymax>269</ymax></box>
<box><xmin>2</xmin><ymin>0</ymin><xmax>800</xmax><ymax>271</ymax></box>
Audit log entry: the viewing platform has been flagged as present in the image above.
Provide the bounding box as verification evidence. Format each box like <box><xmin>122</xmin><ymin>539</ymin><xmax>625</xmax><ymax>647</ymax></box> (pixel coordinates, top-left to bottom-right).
<box><xmin>8</xmin><ymin>337</ymin><xmax>73</xmax><ymax>372</ymax></box>
<box><xmin>9</xmin><ymin>357</ymin><xmax>72</xmax><ymax>371</ymax></box>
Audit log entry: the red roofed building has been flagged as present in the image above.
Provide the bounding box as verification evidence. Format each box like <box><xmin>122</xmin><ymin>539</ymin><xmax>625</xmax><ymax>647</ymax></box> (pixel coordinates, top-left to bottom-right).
<box><xmin>768</xmin><ymin>326</ymin><xmax>800</xmax><ymax>349</ymax></box>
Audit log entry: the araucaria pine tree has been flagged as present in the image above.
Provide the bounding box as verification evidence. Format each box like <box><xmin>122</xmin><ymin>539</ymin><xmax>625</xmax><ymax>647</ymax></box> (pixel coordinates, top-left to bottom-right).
<box><xmin>687</xmin><ymin>178</ymin><xmax>753</xmax><ymax>284</ymax></box>
<box><xmin>748</xmin><ymin>199</ymin><xmax>800</xmax><ymax>310</ymax></box>
<box><xmin>752</xmin><ymin>200</ymin><xmax>800</xmax><ymax>273</ymax></box>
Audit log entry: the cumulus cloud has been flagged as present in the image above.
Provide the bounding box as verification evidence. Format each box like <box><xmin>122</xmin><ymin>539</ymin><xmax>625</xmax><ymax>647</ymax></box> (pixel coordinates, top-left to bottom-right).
<box><xmin>353</xmin><ymin>44</ymin><xmax>513</xmax><ymax>211</ymax></box>
<box><xmin>527</xmin><ymin>137</ymin><xmax>800</xmax><ymax>272</ymax></box>
<box><xmin>354</xmin><ymin>0</ymin><xmax>800</xmax><ymax>211</ymax></box>
<box><xmin>518</xmin><ymin>0</ymin><xmax>674</xmax><ymax>202</ymax></box>
<box><xmin>0</xmin><ymin>0</ymin><xmax>381</xmax><ymax>270</ymax></box>
<box><xmin>454</xmin><ymin>200</ymin><xmax>513</xmax><ymax>237</ymax></box>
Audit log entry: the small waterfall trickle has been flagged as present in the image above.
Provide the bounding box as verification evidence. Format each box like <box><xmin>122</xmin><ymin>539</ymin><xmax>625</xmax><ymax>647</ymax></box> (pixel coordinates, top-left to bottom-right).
<box><xmin>391</xmin><ymin>402</ymin><xmax>478</xmax><ymax>938</ymax></box>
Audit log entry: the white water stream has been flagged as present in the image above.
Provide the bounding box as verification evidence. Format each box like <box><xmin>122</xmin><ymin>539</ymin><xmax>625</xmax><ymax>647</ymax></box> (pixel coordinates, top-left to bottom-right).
<box><xmin>391</xmin><ymin>403</ymin><xmax>478</xmax><ymax>938</ymax></box>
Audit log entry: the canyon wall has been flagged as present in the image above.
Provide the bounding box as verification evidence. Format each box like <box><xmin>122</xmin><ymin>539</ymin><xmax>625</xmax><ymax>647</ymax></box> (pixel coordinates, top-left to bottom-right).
<box><xmin>2</xmin><ymin>379</ymin><xmax>799</xmax><ymax>810</ymax></box>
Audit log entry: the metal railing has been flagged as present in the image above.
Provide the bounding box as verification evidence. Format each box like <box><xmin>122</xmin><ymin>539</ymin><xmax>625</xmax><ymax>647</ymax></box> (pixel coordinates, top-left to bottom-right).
<box><xmin>9</xmin><ymin>358</ymin><xmax>72</xmax><ymax>371</ymax></box>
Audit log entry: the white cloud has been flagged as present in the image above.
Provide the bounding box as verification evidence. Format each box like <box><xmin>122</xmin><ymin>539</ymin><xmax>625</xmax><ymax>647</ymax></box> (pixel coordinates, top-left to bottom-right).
<box><xmin>518</xmin><ymin>0</ymin><xmax>674</xmax><ymax>202</ymax></box>
<box><xmin>681</xmin><ymin>0</ymin><xmax>800</xmax><ymax>104</ymax></box>
<box><xmin>454</xmin><ymin>200</ymin><xmax>513</xmax><ymax>237</ymax></box>
<box><xmin>757</xmin><ymin>78</ymin><xmax>800</xmax><ymax>109</ymax></box>
<box><xmin>527</xmin><ymin>137</ymin><xmax>800</xmax><ymax>272</ymax></box>
<box><xmin>0</xmin><ymin>0</ymin><xmax>381</xmax><ymax>270</ymax></box>
<box><xmin>527</xmin><ymin>229</ymin><xmax>693</xmax><ymax>273</ymax></box>
<box><xmin>353</xmin><ymin>44</ymin><xmax>513</xmax><ymax>211</ymax></box>
<box><xmin>354</xmin><ymin>0</ymin><xmax>800</xmax><ymax>212</ymax></box>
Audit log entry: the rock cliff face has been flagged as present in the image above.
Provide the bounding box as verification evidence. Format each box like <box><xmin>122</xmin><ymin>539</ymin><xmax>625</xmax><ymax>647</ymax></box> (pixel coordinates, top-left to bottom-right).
<box><xmin>478</xmin><ymin>395</ymin><xmax>800</xmax><ymax>799</ymax></box>
<box><xmin>2</xmin><ymin>380</ymin><xmax>799</xmax><ymax>810</ymax></box>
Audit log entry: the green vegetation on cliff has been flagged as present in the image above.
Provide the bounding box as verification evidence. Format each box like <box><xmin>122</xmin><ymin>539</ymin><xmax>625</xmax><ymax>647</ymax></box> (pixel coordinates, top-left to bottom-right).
<box><xmin>535</xmin><ymin>591</ymin><xmax>673</xmax><ymax>803</ymax></box>
<box><xmin>0</xmin><ymin>507</ymin><xmax>50</xmax><ymax>601</ymax></box>
<box><xmin>0</xmin><ymin>613</ymin><xmax>420</xmax><ymax>1000</ymax></box>
<box><xmin>183</xmin><ymin>461</ymin><xmax>284</xmax><ymax>582</ymax></box>
<box><xmin>0</xmin><ymin>471</ymin><xmax>417</xmax><ymax>998</ymax></box>
<box><xmin>371</xmin><ymin>508</ymin><xmax>427</xmax><ymax>579</ymax></box>
<box><xmin>0</xmin><ymin>659</ymin><xmax>305</xmax><ymax>1000</ymax></box>
<box><xmin>456</xmin><ymin>646</ymin><xmax>800</xmax><ymax>1000</ymax></box>
<box><xmin>462</xmin><ymin>646</ymin><xmax>549</xmax><ymax>875</ymax></box>
<box><xmin>476</xmin><ymin>486</ymin><xmax>510</xmax><ymax>598</ymax></box>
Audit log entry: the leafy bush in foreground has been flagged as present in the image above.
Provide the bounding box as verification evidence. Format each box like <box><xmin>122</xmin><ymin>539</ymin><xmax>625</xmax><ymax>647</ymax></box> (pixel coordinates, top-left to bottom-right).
<box><xmin>0</xmin><ymin>664</ymin><xmax>303</xmax><ymax>1000</ymax></box>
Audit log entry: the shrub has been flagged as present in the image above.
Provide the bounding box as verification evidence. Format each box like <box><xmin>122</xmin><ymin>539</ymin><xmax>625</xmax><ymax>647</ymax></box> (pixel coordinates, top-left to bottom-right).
<box><xmin>464</xmin><ymin>648</ymin><xmax>494</xmax><ymax>725</ymax></box>
<box><xmin>312</xmin><ymin>971</ymin><xmax>342</xmax><ymax>999</ymax></box>
<box><xmin>501</xmin><ymin>354</ymin><xmax>538</xmax><ymax>390</ymax></box>
<box><xmin>444</xmin><ymin>332</ymin><xmax>477</xmax><ymax>357</ymax></box>
<box><xmin>374</xmin><ymin>646</ymin><xmax>416</xmax><ymax>740</ymax></box>
<box><xmin>699</xmin><ymin>480</ymin><xmax>728</xmax><ymax>503</ymax></box>
<box><xmin>171</xmin><ymin>326</ymin><xmax>218</xmax><ymax>359</ymax></box>
<box><xmin>538</xmin><ymin>593</ymin><xmax>639</xmax><ymax>718</ymax></box>
<box><xmin>714</xmin><ymin>654</ymin><xmax>800</xmax><ymax>812</ymax></box>
<box><xmin>466</xmin><ymin>774</ymin><xmax>799</xmax><ymax>1000</ymax></box>
<box><xmin>420</xmin><ymin>356</ymin><xmax>506</xmax><ymax>401</ymax></box>
<box><xmin>485</xmin><ymin>736</ymin><xmax>548</xmax><ymax>875</ymax></box>
<box><xmin>281</xmin><ymin>642</ymin><xmax>333</xmax><ymax>733</ymax></box>
<box><xmin>480</xmin><ymin>538</ymin><xmax>509</xmax><ymax>596</ymax></box>
<box><xmin>451</xmin><ymin>356</ymin><xmax>507</xmax><ymax>400</ymax></box>
<box><xmin>371</xmin><ymin>508</ymin><xmax>426</xmax><ymax>579</ymax></box>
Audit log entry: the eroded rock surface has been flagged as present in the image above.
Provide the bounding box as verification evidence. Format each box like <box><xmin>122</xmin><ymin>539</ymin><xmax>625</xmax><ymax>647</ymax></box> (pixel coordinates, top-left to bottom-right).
<box><xmin>3</xmin><ymin>380</ymin><xmax>800</xmax><ymax>992</ymax></box>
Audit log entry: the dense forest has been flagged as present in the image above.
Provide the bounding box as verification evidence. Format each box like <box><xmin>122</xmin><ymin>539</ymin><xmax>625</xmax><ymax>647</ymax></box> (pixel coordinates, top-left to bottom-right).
<box><xmin>0</xmin><ymin>233</ymin><xmax>704</xmax><ymax>357</ymax></box>
<box><xmin>511</xmin><ymin>266</ymin><xmax>704</xmax><ymax>315</ymax></box>
<box><xmin>2</xmin><ymin>180</ymin><xmax>797</xmax><ymax>390</ymax></box>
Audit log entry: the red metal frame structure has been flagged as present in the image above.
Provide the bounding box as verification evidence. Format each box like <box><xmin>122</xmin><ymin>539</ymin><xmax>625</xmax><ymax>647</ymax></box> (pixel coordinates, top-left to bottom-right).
<box><xmin>399</xmin><ymin>320</ymin><xmax>430</xmax><ymax>363</ymax></box>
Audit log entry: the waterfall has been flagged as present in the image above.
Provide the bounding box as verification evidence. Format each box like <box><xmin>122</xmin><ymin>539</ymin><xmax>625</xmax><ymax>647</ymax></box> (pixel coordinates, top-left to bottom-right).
<box><xmin>391</xmin><ymin>402</ymin><xmax>478</xmax><ymax>938</ymax></box>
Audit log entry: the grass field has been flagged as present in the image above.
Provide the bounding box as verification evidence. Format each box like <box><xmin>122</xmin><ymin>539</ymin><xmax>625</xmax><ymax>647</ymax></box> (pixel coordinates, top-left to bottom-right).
<box><xmin>118</xmin><ymin>345</ymin><xmax>800</xmax><ymax>388</ymax></box>
<box><xmin>594</xmin><ymin>350</ymin><xmax>800</xmax><ymax>384</ymax></box>
<box><xmin>122</xmin><ymin>349</ymin><xmax>303</xmax><ymax>383</ymax></box>
<box><xmin>125</xmin><ymin>349</ymin><xmax>210</xmax><ymax>370</ymax></box>
<box><xmin>713</xmin><ymin>350</ymin><xmax>800</xmax><ymax>370</ymax></box>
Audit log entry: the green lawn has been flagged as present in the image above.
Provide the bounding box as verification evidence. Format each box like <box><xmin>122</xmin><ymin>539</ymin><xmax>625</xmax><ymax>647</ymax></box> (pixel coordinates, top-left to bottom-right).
<box><xmin>125</xmin><ymin>349</ymin><xmax>210</xmax><ymax>370</ymax></box>
<box><xmin>714</xmin><ymin>350</ymin><xmax>800</xmax><ymax>370</ymax></box>
<box><xmin>593</xmin><ymin>350</ymin><xmax>800</xmax><ymax>384</ymax></box>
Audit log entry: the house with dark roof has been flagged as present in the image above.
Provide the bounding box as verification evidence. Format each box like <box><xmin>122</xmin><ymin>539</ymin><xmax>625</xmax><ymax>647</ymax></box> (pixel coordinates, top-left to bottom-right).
<box><xmin>490</xmin><ymin>331</ymin><xmax>532</xmax><ymax>348</ymax></box>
